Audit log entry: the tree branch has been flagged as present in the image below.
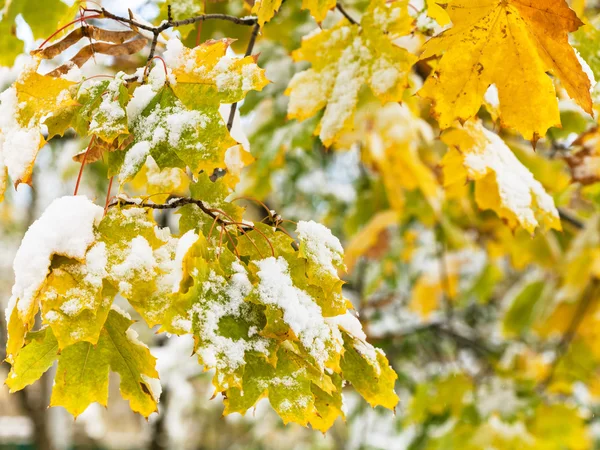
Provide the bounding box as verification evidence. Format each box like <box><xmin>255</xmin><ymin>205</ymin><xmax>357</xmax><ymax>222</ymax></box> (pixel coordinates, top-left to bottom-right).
<box><xmin>369</xmin><ymin>321</ymin><xmax>501</xmax><ymax>359</ymax></box>
<box><xmin>107</xmin><ymin>196</ymin><xmax>252</xmax><ymax>230</ymax></box>
<box><xmin>558</xmin><ymin>208</ymin><xmax>584</xmax><ymax>230</ymax></box>
<box><xmin>90</xmin><ymin>8</ymin><xmax>258</xmax><ymax>33</ymax></box>
<box><xmin>227</xmin><ymin>23</ymin><xmax>261</xmax><ymax>131</ymax></box>
<box><xmin>336</xmin><ymin>3</ymin><xmax>358</xmax><ymax>25</ymax></box>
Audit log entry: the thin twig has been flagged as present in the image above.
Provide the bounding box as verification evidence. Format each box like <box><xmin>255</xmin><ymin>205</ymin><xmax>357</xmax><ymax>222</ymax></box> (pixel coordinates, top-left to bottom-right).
<box><xmin>108</xmin><ymin>196</ymin><xmax>251</xmax><ymax>230</ymax></box>
<box><xmin>227</xmin><ymin>23</ymin><xmax>260</xmax><ymax>131</ymax></box>
<box><xmin>89</xmin><ymin>8</ymin><xmax>257</xmax><ymax>33</ymax></box>
<box><xmin>146</xmin><ymin>30</ymin><xmax>160</xmax><ymax>64</ymax></box>
<box><xmin>336</xmin><ymin>3</ymin><xmax>358</xmax><ymax>25</ymax></box>
<box><xmin>558</xmin><ymin>208</ymin><xmax>584</xmax><ymax>230</ymax></box>
<box><xmin>436</xmin><ymin>224</ymin><xmax>454</xmax><ymax>321</ymax></box>
<box><xmin>369</xmin><ymin>321</ymin><xmax>501</xmax><ymax>358</ymax></box>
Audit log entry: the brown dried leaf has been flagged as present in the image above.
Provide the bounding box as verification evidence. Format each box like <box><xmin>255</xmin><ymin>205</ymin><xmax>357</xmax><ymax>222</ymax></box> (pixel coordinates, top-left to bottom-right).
<box><xmin>565</xmin><ymin>128</ymin><xmax>600</xmax><ymax>185</ymax></box>
<box><xmin>47</xmin><ymin>38</ymin><xmax>148</xmax><ymax>77</ymax></box>
<box><xmin>32</xmin><ymin>26</ymin><xmax>140</xmax><ymax>60</ymax></box>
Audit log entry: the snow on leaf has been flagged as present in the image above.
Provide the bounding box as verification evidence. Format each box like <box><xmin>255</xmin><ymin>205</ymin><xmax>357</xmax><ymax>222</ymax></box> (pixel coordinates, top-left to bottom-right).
<box><xmin>296</xmin><ymin>220</ymin><xmax>346</xmax><ymax>301</ymax></box>
<box><xmin>164</xmin><ymin>38</ymin><xmax>269</xmax><ymax>106</ymax></box>
<box><xmin>86</xmin><ymin>75</ymin><xmax>129</xmax><ymax>143</ymax></box>
<box><xmin>98</xmin><ymin>207</ymin><xmax>178</xmax><ymax>327</ymax></box>
<box><xmin>418</xmin><ymin>0</ymin><xmax>592</xmax><ymax>142</ymax></box>
<box><xmin>5</xmin><ymin>196</ymin><xmax>103</xmax><ymax>363</ymax></box>
<box><xmin>442</xmin><ymin>120</ymin><xmax>562</xmax><ymax>234</ymax></box>
<box><xmin>0</xmin><ymin>61</ymin><xmax>76</xmax><ymax>188</ymax></box>
<box><xmin>286</xmin><ymin>0</ymin><xmax>416</xmax><ymax>146</ymax></box>
<box><xmin>254</xmin><ymin>256</ymin><xmax>343</xmax><ymax>370</ymax></box>
<box><xmin>39</xmin><ymin>246</ymin><xmax>116</xmax><ymax>349</ymax></box>
<box><xmin>339</xmin><ymin>331</ymin><xmax>399</xmax><ymax>409</ymax></box>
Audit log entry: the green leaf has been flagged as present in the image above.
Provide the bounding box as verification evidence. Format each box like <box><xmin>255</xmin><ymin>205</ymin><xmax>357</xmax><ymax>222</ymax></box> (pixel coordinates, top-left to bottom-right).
<box><xmin>8</xmin><ymin>309</ymin><xmax>160</xmax><ymax>418</ymax></box>
<box><xmin>503</xmin><ymin>279</ymin><xmax>546</xmax><ymax>338</ymax></box>
<box><xmin>50</xmin><ymin>309</ymin><xmax>160</xmax><ymax>417</ymax></box>
<box><xmin>340</xmin><ymin>332</ymin><xmax>399</xmax><ymax>409</ymax></box>
<box><xmin>5</xmin><ymin>327</ymin><xmax>58</xmax><ymax>392</ymax></box>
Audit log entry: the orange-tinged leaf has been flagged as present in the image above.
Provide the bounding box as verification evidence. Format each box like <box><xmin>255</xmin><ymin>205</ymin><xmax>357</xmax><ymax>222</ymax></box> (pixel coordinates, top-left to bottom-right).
<box><xmin>419</xmin><ymin>0</ymin><xmax>592</xmax><ymax>141</ymax></box>
<box><xmin>344</xmin><ymin>210</ymin><xmax>399</xmax><ymax>272</ymax></box>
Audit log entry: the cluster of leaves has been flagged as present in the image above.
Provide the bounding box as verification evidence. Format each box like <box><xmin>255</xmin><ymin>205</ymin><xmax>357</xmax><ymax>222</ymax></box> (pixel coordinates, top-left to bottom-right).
<box><xmin>5</xmin><ymin>180</ymin><xmax>397</xmax><ymax>426</ymax></box>
<box><xmin>3</xmin><ymin>0</ymin><xmax>600</xmax><ymax>445</ymax></box>
<box><xmin>0</xmin><ymin>0</ymin><xmax>399</xmax><ymax>430</ymax></box>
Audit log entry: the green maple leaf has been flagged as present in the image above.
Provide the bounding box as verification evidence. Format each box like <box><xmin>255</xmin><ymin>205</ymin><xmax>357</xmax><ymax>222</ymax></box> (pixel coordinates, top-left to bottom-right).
<box><xmin>7</xmin><ymin>309</ymin><xmax>160</xmax><ymax>418</ymax></box>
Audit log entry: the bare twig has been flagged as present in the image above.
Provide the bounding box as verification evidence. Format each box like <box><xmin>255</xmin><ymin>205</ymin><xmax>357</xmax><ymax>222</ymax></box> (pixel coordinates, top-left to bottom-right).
<box><xmin>146</xmin><ymin>30</ymin><xmax>160</xmax><ymax>64</ymax></box>
<box><xmin>88</xmin><ymin>8</ymin><xmax>258</xmax><ymax>33</ymax></box>
<box><xmin>558</xmin><ymin>208</ymin><xmax>585</xmax><ymax>230</ymax></box>
<box><xmin>107</xmin><ymin>196</ymin><xmax>252</xmax><ymax>230</ymax></box>
<box><xmin>369</xmin><ymin>321</ymin><xmax>501</xmax><ymax>359</ymax></box>
<box><xmin>227</xmin><ymin>23</ymin><xmax>260</xmax><ymax>131</ymax></box>
<box><xmin>336</xmin><ymin>3</ymin><xmax>358</xmax><ymax>25</ymax></box>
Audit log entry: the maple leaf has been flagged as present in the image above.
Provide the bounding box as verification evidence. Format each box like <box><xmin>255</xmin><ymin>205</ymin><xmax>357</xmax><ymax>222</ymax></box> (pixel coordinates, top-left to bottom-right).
<box><xmin>5</xmin><ymin>196</ymin><xmax>104</xmax><ymax>363</ymax></box>
<box><xmin>286</xmin><ymin>0</ymin><xmax>417</xmax><ymax>146</ymax></box>
<box><xmin>339</xmin><ymin>331</ymin><xmax>399</xmax><ymax>409</ymax></box>
<box><xmin>344</xmin><ymin>210</ymin><xmax>399</xmax><ymax>272</ymax></box>
<box><xmin>39</xmin><ymin>249</ymin><xmax>116</xmax><ymax>349</ymax></box>
<box><xmin>336</xmin><ymin>102</ymin><xmax>441</xmax><ymax>213</ymax></box>
<box><xmin>418</xmin><ymin>0</ymin><xmax>593</xmax><ymax>142</ymax></box>
<box><xmin>7</xmin><ymin>309</ymin><xmax>160</xmax><ymax>418</ymax></box>
<box><xmin>97</xmin><ymin>207</ymin><xmax>178</xmax><ymax>327</ymax></box>
<box><xmin>166</xmin><ymin>38</ymin><xmax>269</xmax><ymax>106</ymax></box>
<box><xmin>112</xmin><ymin>39</ymin><xmax>267</xmax><ymax>184</ymax></box>
<box><xmin>301</xmin><ymin>0</ymin><xmax>336</xmax><ymax>23</ymax></box>
<box><xmin>252</xmin><ymin>0</ymin><xmax>284</xmax><ymax>26</ymax></box>
<box><xmin>442</xmin><ymin>120</ymin><xmax>561</xmax><ymax>234</ymax></box>
<box><xmin>0</xmin><ymin>61</ymin><xmax>76</xmax><ymax>190</ymax></box>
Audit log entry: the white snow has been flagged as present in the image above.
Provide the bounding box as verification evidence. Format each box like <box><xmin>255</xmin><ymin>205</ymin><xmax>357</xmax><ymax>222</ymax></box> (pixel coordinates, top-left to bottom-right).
<box><xmin>296</xmin><ymin>220</ymin><xmax>344</xmax><ymax>275</ymax></box>
<box><xmin>459</xmin><ymin>121</ymin><xmax>560</xmax><ymax>230</ymax></box>
<box><xmin>8</xmin><ymin>196</ymin><xmax>103</xmax><ymax>319</ymax></box>
<box><xmin>255</xmin><ymin>256</ymin><xmax>341</xmax><ymax>368</ymax></box>
<box><xmin>171</xmin><ymin>230</ymin><xmax>198</xmax><ymax>293</ymax></box>
<box><xmin>119</xmin><ymin>141</ymin><xmax>150</xmax><ymax>183</ymax></box>
<box><xmin>326</xmin><ymin>311</ymin><xmax>366</xmax><ymax>341</ymax></box>
<box><xmin>111</xmin><ymin>236</ymin><xmax>157</xmax><ymax>293</ymax></box>
<box><xmin>0</xmin><ymin>86</ymin><xmax>43</xmax><ymax>183</ymax></box>
<box><xmin>88</xmin><ymin>77</ymin><xmax>127</xmax><ymax>137</ymax></box>
<box><xmin>193</xmin><ymin>263</ymin><xmax>270</xmax><ymax>374</ymax></box>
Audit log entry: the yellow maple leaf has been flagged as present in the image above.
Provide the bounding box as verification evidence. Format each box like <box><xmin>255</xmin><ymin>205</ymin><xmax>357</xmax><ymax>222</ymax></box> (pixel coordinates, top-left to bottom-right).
<box><xmin>337</xmin><ymin>102</ymin><xmax>441</xmax><ymax>213</ymax></box>
<box><xmin>419</xmin><ymin>0</ymin><xmax>592</xmax><ymax>142</ymax></box>
<box><xmin>442</xmin><ymin>120</ymin><xmax>561</xmax><ymax>234</ymax></box>
<box><xmin>0</xmin><ymin>59</ymin><xmax>76</xmax><ymax>188</ymax></box>
<box><xmin>166</xmin><ymin>38</ymin><xmax>269</xmax><ymax>106</ymax></box>
<box><xmin>301</xmin><ymin>0</ymin><xmax>336</xmax><ymax>23</ymax></box>
<box><xmin>427</xmin><ymin>1</ymin><xmax>450</xmax><ymax>26</ymax></box>
<box><xmin>344</xmin><ymin>210</ymin><xmax>400</xmax><ymax>272</ymax></box>
<box><xmin>252</xmin><ymin>0</ymin><xmax>284</xmax><ymax>26</ymax></box>
<box><xmin>286</xmin><ymin>0</ymin><xmax>417</xmax><ymax>146</ymax></box>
